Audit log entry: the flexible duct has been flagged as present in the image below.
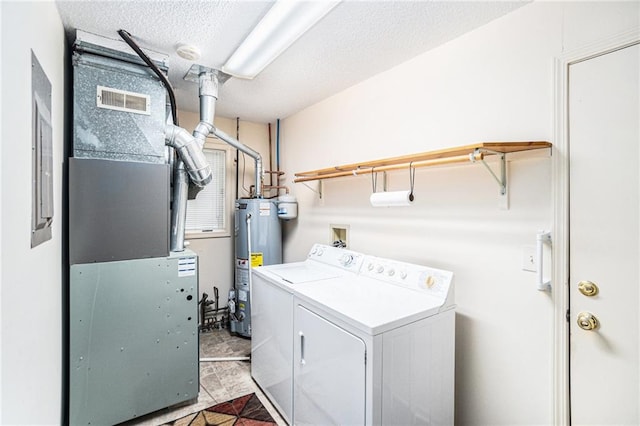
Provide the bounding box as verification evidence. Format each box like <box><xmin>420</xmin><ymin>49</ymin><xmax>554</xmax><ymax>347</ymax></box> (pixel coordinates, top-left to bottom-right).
<box><xmin>212</xmin><ymin>127</ymin><xmax>264</xmax><ymax>198</ymax></box>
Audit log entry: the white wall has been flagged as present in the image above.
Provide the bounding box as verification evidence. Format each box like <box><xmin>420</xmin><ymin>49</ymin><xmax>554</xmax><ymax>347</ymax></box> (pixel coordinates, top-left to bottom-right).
<box><xmin>0</xmin><ymin>3</ymin><xmax>3</xmax><ymax>418</ymax></box>
<box><xmin>177</xmin><ymin>111</ymin><xmax>271</xmax><ymax>307</ymax></box>
<box><xmin>0</xmin><ymin>1</ymin><xmax>66</xmax><ymax>424</ymax></box>
<box><xmin>281</xmin><ymin>2</ymin><xmax>639</xmax><ymax>425</ymax></box>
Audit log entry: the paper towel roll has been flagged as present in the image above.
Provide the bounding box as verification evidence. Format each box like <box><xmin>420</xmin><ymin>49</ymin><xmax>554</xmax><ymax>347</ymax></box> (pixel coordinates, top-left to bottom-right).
<box><xmin>370</xmin><ymin>190</ymin><xmax>414</xmax><ymax>207</ymax></box>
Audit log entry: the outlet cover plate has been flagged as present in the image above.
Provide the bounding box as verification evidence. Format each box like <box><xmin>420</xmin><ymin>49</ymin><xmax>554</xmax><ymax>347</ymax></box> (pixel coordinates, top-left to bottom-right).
<box><xmin>522</xmin><ymin>246</ymin><xmax>536</xmax><ymax>272</ymax></box>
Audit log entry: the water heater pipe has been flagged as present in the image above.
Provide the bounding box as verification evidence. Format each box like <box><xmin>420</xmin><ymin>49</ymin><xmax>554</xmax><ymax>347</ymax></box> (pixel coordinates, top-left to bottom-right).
<box><xmin>276</xmin><ymin>118</ymin><xmax>281</xmax><ymax>171</ymax></box>
<box><xmin>235</xmin><ymin>118</ymin><xmax>240</xmax><ymax>200</ymax></box>
<box><xmin>268</xmin><ymin>123</ymin><xmax>273</xmax><ymax>186</ymax></box>
<box><xmin>212</xmin><ymin>126</ymin><xmax>264</xmax><ymax>198</ymax></box>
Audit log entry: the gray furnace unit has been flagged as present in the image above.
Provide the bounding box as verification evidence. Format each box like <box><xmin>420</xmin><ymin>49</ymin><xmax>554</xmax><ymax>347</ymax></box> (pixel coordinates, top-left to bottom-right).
<box><xmin>68</xmin><ymin>32</ymin><xmax>204</xmax><ymax>425</ymax></box>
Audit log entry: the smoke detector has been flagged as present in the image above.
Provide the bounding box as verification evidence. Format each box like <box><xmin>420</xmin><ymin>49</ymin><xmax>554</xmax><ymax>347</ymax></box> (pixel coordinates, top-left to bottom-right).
<box><xmin>176</xmin><ymin>44</ymin><xmax>201</xmax><ymax>61</ymax></box>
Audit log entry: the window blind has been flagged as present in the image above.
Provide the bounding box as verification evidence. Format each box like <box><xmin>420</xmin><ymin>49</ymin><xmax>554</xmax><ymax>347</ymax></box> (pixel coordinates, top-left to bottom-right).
<box><xmin>185</xmin><ymin>148</ymin><xmax>226</xmax><ymax>232</ymax></box>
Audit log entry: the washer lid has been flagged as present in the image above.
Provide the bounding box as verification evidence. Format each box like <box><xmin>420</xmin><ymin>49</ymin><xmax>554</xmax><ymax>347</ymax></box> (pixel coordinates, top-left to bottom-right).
<box><xmin>294</xmin><ymin>275</ymin><xmax>449</xmax><ymax>335</ymax></box>
<box><xmin>268</xmin><ymin>263</ymin><xmax>342</xmax><ymax>284</ymax></box>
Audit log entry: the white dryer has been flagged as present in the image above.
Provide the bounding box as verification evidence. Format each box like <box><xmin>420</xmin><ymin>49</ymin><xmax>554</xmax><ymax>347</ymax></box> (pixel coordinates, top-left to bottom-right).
<box><xmin>252</xmin><ymin>246</ymin><xmax>455</xmax><ymax>426</ymax></box>
<box><xmin>251</xmin><ymin>244</ymin><xmax>364</xmax><ymax>424</ymax></box>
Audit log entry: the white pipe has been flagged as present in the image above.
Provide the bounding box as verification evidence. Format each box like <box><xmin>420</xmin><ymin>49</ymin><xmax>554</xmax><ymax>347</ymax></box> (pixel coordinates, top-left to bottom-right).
<box><xmin>199</xmin><ymin>356</ymin><xmax>250</xmax><ymax>362</ymax></box>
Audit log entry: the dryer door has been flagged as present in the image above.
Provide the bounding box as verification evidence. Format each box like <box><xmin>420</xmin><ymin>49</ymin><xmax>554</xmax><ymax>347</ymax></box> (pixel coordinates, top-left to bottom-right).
<box><xmin>251</xmin><ymin>274</ymin><xmax>294</xmax><ymax>424</ymax></box>
<box><xmin>294</xmin><ymin>304</ymin><xmax>366</xmax><ymax>425</ymax></box>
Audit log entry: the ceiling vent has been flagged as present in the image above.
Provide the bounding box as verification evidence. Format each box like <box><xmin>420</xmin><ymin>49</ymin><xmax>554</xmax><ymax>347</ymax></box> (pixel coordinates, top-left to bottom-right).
<box><xmin>96</xmin><ymin>85</ymin><xmax>150</xmax><ymax>115</ymax></box>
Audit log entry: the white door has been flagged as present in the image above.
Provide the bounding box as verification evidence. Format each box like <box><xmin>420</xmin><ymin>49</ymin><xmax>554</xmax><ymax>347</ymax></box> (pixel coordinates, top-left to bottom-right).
<box><xmin>569</xmin><ymin>43</ymin><xmax>639</xmax><ymax>424</ymax></box>
<box><xmin>294</xmin><ymin>304</ymin><xmax>366</xmax><ymax>426</ymax></box>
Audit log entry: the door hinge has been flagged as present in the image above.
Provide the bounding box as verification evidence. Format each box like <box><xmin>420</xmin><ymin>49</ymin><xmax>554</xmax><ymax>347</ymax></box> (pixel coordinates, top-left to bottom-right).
<box><xmin>364</xmin><ymin>351</ymin><xmax>367</xmax><ymax>365</ymax></box>
<box><xmin>566</xmin><ymin>309</ymin><xmax>570</xmax><ymax>322</ymax></box>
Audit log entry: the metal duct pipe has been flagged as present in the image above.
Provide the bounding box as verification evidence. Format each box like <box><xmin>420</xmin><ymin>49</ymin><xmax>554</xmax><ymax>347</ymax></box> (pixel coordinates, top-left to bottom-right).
<box><xmin>212</xmin><ymin>127</ymin><xmax>264</xmax><ymax>198</ymax></box>
<box><xmin>167</xmin><ymin>70</ymin><xmax>221</xmax><ymax>251</ymax></box>
<box><xmin>165</xmin><ymin>124</ymin><xmax>212</xmax><ymax>187</ymax></box>
<box><xmin>193</xmin><ymin>71</ymin><xmax>219</xmax><ymax>144</ymax></box>
<box><xmin>166</xmin><ymin>71</ymin><xmax>219</xmax><ymax>189</ymax></box>
<box><xmin>170</xmin><ymin>160</ymin><xmax>189</xmax><ymax>252</ymax></box>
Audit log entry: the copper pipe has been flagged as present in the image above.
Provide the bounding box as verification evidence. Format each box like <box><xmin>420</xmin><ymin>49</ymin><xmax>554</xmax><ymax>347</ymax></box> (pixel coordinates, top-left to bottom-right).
<box><xmin>263</xmin><ymin>185</ymin><xmax>290</xmax><ymax>194</ymax></box>
<box><xmin>268</xmin><ymin>123</ymin><xmax>273</xmax><ymax>186</ymax></box>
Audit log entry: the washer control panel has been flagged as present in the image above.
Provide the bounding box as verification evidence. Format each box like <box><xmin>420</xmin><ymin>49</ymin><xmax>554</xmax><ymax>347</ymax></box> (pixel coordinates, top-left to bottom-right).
<box><xmin>307</xmin><ymin>244</ymin><xmax>365</xmax><ymax>271</ymax></box>
<box><xmin>304</xmin><ymin>244</ymin><xmax>453</xmax><ymax>301</ymax></box>
<box><xmin>361</xmin><ymin>256</ymin><xmax>453</xmax><ymax>300</ymax></box>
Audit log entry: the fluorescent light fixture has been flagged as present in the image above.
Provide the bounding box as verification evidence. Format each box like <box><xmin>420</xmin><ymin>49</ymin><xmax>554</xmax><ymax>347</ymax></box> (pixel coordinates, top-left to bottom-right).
<box><xmin>222</xmin><ymin>0</ymin><xmax>340</xmax><ymax>79</ymax></box>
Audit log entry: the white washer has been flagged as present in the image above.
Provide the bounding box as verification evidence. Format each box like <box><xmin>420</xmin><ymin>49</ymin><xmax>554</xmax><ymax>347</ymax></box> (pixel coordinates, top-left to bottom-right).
<box><xmin>252</xmin><ymin>246</ymin><xmax>455</xmax><ymax>425</ymax></box>
<box><xmin>251</xmin><ymin>244</ymin><xmax>364</xmax><ymax>424</ymax></box>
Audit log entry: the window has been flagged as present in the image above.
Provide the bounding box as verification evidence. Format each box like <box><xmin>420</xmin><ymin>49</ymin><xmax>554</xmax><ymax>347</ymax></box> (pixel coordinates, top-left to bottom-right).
<box><xmin>185</xmin><ymin>142</ymin><xmax>232</xmax><ymax>237</ymax></box>
<box><xmin>31</xmin><ymin>50</ymin><xmax>54</xmax><ymax>248</ymax></box>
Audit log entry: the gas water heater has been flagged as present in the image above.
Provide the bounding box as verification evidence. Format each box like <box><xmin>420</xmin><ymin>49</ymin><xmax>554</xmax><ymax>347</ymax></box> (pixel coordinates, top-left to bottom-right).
<box><xmin>230</xmin><ymin>199</ymin><xmax>283</xmax><ymax>337</ymax></box>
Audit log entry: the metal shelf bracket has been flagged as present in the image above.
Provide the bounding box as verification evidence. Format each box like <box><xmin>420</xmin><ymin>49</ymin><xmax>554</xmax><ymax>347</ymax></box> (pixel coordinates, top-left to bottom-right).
<box><xmin>300</xmin><ymin>179</ymin><xmax>323</xmax><ymax>200</ymax></box>
<box><xmin>471</xmin><ymin>148</ymin><xmax>507</xmax><ymax>195</ymax></box>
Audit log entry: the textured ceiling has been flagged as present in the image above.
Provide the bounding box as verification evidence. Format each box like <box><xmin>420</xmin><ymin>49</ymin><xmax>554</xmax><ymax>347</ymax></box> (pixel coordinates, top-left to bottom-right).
<box><xmin>55</xmin><ymin>1</ymin><xmax>528</xmax><ymax>124</ymax></box>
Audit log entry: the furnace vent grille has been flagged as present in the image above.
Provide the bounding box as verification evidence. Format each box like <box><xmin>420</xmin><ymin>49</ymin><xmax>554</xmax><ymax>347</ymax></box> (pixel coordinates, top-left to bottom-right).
<box><xmin>96</xmin><ymin>85</ymin><xmax>150</xmax><ymax>115</ymax></box>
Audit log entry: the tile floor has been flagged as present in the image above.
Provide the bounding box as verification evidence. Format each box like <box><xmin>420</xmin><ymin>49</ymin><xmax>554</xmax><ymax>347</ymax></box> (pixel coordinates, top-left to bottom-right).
<box><xmin>121</xmin><ymin>329</ymin><xmax>286</xmax><ymax>425</ymax></box>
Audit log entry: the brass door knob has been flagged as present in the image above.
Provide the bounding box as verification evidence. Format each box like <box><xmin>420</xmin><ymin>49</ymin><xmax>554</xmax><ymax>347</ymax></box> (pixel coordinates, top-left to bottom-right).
<box><xmin>577</xmin><ymin>312</ymin><xmax>599</xmax><ymax>331</ymax></box>
<box><xmin>578</xmin><ymin>280</ymin><xmax>599</xmax><ymax>296</ymax></box>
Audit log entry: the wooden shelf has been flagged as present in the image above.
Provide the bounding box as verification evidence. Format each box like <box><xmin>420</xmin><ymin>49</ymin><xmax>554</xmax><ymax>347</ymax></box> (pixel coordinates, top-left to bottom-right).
<box><xmin>294</xmin><ymin>141</ymin><xmax>551</xmax><ymax>183</ymax></box>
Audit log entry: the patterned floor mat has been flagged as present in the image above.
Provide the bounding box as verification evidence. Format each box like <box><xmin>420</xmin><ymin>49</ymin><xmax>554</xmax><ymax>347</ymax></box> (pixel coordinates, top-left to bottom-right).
<box><xmin>163</xmin><ymin>393</ymin><xmax>277</xmax><ymax>426</ymax></box>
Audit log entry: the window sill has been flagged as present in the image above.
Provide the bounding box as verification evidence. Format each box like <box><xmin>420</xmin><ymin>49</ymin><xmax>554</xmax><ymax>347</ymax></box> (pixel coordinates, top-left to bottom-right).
<box><xmin>185</xmin><ymin>230</ymin><xmax>231</xmax><ymax>240</ymax></box>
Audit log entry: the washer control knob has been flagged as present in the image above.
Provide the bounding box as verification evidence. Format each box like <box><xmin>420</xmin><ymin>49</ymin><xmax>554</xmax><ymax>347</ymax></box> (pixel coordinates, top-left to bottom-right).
<box><xmin>317</xmin><ymin>248</ymin><xmax>324</xmax><ymax>256</ymax></box>
<box><xmin>340</xmin><ymin>254</ymin><xmax>354</xmax><ymax>266</ymax></box>
<box><xmin>376</xmin><ymin>265</ymin><xmax>384</xmax><ymax>273</ymax></box>
<box><xmin>387</xmin><ymin>269</ymin><xmax>395</xmax><ymax>276</ymax></box>
<box><xmin>367</xmin><ymin>263</ymin><xmax>374</xmax><ymax>271</ymax></box>
<box><xmin>400</xmin><ymin>271</ymin><xmax>408</xmax><ymax>279</ymax></box>
<box><xmin>311</xmin><ymin>247</ymin><xmax>317</xmax><ymax>255</ymax></box>
<box><xmin>425</xmin><ymin>276</ymin><xmax>435</xmax><ymax>288</ymax></box>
